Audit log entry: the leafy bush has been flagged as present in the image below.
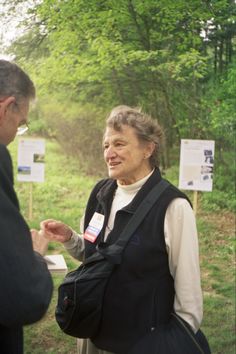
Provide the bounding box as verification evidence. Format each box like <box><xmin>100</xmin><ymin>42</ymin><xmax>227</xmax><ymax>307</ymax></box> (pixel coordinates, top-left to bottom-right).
<box><xmin>33</xmin><ymin>99</ymin><xmax>108</xmax><ymax>176</ymax></box>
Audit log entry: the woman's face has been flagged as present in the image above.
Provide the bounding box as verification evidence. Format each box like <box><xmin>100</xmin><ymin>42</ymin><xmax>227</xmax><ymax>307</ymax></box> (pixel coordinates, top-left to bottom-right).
<box><xmin>103</xmin><ymin>125</ymin><xmax>154</xmax><ymax>185</ymax></box>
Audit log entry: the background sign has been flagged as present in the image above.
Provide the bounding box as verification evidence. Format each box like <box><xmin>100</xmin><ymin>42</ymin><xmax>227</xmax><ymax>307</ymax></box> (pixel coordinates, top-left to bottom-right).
<box><xmin>17</xmin><ymin>138</ymin><xmax>45</xmax><ymax>182</ymax></box>
<box><xmin>179</xmin><ymin>139</ymin><xmax>215</xmax><ymax>192</ymax></box>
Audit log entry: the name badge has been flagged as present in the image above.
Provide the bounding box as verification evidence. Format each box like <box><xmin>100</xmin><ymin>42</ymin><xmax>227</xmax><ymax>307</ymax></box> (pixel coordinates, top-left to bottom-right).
<box><xmin>84</xmin><ymin>212</ymin><xmax>105</xmax><ymax>243</ymax></box>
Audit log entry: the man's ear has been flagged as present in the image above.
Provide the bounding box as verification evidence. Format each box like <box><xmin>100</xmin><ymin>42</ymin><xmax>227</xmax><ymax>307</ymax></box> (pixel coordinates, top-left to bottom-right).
<box><xmin>0</xmin><ymin>96</ymin><xmax>16</xmax><ymax>123</ymax></box>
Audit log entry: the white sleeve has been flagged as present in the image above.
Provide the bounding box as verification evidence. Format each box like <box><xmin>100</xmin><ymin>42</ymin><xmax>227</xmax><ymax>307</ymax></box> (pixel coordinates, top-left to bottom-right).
<box><xmin>164</xmin><ymin>198</ymin><xmax>203</xmax><ymax>333</ymax></box>
<box><xmin>63</xmin><ymin>231</ymin><xmax>85</xmax><ymax>262</ymax></box>
<box><xmin>63</xmin><ymin>215</ymin><xmax>86</xmax><ymax>261</ymax></box>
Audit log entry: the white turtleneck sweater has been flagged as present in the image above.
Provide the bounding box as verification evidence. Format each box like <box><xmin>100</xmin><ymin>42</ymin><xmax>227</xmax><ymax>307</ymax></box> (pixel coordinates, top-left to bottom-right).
<box><xmin>64</xmin><ymin>172</ymin><xmax>202</xmax><ymax>333</ymax></box>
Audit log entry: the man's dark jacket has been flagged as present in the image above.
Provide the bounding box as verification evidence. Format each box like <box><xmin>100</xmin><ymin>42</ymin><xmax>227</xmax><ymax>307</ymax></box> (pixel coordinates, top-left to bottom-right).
<box><xmin>0</xmin><ymin>144</ymin><xmax>53</xmax><ymax>354</ymax></box>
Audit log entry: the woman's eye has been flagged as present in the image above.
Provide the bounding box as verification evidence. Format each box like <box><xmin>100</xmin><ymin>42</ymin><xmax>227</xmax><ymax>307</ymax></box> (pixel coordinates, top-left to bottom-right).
<box><xmin>115</xmin><ymin>142</ymin><xmax>124</xmax><ymax>147</ymax></box>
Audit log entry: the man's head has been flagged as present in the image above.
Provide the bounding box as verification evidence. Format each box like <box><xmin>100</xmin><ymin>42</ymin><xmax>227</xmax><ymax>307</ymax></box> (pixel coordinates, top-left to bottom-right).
<box><xmin>0</xmin><ymin>60</ymin><xmax>35</xmax><ymax>145</ymax></box>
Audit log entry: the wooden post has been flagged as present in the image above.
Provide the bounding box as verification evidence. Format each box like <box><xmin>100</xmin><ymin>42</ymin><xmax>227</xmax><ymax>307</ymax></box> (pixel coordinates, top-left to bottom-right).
<box><xmin>193</xmin><ymin>190</ymin><xmax>198</xmax><ymax>216</ymax></box>
<box><xmin>28</xmin><ymin>182</ymin><xmax>33</xmax><ymax>220</ymax></box>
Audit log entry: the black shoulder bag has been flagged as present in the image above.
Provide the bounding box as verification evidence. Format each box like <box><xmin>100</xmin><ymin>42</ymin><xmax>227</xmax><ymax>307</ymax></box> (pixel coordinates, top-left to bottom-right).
<box><xmin>55</xmin><ymin>179</ymin><xmax>169</xmax><ymax>339</ymax></box>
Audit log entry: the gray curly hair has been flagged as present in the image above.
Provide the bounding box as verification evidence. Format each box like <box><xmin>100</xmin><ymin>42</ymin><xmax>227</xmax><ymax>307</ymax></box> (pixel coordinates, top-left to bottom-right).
<box><xmin>106</xmin><ymin>105</ymin><xmax>164</xmax><ymax>168</ymax></box>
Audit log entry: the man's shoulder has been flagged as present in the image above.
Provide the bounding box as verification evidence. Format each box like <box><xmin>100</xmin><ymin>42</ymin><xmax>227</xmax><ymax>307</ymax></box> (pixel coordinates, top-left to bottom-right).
<box><xmin>0</xmin><ymin>143</ymin><xmax>9</xmax><ymax>154</ymax></box>
<box><xmin>0</xmin><ymin>143</ymin><xmax>9</xmax><ymax>156</ymax></box>
<box><xmin>0</xmin><ymin>144</ymin><xmax>19</xmax><ymax>207</ymax></box>
<box><xmin>0</xmin><ymin>143</ymin><xmax>12</xmax><ymax>168</ymax></box>
<box><xmin>0</xmin><ymin>144</ymin><xmax>13</xmax><ymax>178</ymax></box>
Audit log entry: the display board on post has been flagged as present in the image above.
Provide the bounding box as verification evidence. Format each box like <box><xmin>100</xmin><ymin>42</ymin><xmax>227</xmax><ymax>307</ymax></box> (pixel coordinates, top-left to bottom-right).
<box><xmin>17</xmin><ymin>138</ymin><xmax>45</xmax><ymax>220</ymax></box>
<box><xmin>17</xmin><ymin>138</ymin><xmax>67</xmax><ymax>273</ymax></box>
<box><xmin>178</xmin><ymin>139</ymin><xmax>215</xmax><ymax>215</ymax></box>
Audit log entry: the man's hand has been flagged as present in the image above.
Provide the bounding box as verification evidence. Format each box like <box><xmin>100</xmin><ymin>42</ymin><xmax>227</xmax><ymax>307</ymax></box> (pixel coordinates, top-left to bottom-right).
<box><xmin>31</xmin><ymin>229</ymin><xmax>49</xmax><ymax>256</ymax></box>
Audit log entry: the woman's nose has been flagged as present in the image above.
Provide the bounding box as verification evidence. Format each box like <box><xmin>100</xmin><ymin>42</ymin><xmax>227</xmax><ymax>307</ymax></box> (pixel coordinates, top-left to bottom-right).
<box><xmin>105</xmin><ymin>146</ymin><xmax>116</xmax><ymax>159</ymax></box>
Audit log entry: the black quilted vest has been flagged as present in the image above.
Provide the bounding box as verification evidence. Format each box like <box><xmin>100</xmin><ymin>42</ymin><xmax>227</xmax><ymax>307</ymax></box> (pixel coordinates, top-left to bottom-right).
<box><xmin>83</xmin><ymin>168</ymin><xmax>190</xmax><ymax>353</ymax></box>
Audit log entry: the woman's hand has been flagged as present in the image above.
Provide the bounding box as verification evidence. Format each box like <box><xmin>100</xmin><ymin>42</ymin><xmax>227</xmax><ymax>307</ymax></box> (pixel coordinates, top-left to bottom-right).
<box><xmin>40</xmin><ymin>219</ymin><xmax>73</xmax><ymax>243</ymax></box>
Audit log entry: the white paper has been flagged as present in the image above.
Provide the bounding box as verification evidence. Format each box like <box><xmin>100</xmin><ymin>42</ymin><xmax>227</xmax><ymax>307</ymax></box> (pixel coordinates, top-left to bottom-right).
<box><xmin>178</xmin><ymin>139</ymin><xmax>215</xmax><ymax>192</ymax></box>
<box><xmin>44</xmin><ymin>255</ymin><xmax>68</xmax><ymax>274</ymax></box>
<box><xmin>17</xmin><ymin>138</ymin><xmax>45</xmax><ymax>182</ymax></box>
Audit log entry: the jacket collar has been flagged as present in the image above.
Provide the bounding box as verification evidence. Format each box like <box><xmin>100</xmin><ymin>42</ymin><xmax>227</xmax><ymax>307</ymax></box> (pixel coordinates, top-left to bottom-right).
<box><xmin>96</xmin><ymin>168</ymin><xmax>162</xmax><ymax>214</ymax></box>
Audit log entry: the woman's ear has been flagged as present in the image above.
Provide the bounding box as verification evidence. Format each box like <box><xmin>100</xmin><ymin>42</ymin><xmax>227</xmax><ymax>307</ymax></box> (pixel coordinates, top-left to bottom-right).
<box><xmin>146</xmin><ymin>142</ymin><xmax>156</xmax><ymax>158</ymax></box>
<box><xmin>143</xmin><ymin>142</ymin><xmax>155</xmax><ymax>160</ymax></box>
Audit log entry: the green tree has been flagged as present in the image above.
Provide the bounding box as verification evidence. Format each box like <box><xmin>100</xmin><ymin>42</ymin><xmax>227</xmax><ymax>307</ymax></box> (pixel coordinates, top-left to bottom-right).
<box><xmin>5</xmin><ymin>0</ymin><xmax>235</xmax><ymax>170</ymax></box>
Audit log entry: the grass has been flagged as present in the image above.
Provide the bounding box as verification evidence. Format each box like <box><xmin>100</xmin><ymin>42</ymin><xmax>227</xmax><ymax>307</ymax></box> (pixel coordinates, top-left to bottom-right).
<box><xmin>8</xmin><ymin>137</ymin><xmax>235</xmax><ymax>354</ymax></box>
<box><xmin>197</xmin><ymin>212</ymin><xmax>235</xmax><ymax>354</ymax></box>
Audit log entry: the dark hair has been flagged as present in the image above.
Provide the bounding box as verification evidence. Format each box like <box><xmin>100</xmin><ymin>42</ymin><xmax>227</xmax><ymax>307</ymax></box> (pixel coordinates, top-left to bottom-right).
<box><xmin>0</xmin><ymin>60</ymin><xmax>35</xmax><ymax>102</ymax></box>
<box><xmin>106</xmin><ymin>105</ymin><xmax>164</xmax><ymax>168</ymax></box>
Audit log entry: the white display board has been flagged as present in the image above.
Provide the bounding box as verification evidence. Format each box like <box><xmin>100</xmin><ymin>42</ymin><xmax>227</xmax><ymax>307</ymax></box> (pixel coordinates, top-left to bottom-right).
<box><xmin>17</xmin><ymin>138</ymin><xmax>45</xmax><ymax>182</ymax></box>
<box><xmin>179</xmin><ymin>139</ymin><xmax>215</xmax><ymax>192</ymax></box>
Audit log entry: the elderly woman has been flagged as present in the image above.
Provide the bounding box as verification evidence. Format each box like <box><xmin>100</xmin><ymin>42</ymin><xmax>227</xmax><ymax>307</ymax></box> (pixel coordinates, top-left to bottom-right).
<box><xmin>40</xmin><ymin>105</ymin><xmax>210</xmax><ymax>354</ymax></box>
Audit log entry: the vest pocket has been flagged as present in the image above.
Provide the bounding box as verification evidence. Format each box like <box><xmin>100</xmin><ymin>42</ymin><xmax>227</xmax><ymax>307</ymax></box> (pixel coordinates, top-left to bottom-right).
<box><xmin>150</xmin><ymin>286</ymin><xmax>173</xmax><ymax>330</ymax></box>
<box><xmin>150</xmin><ymin>288</ymin><xmax>158</xmax><ymax>330</ymax></box>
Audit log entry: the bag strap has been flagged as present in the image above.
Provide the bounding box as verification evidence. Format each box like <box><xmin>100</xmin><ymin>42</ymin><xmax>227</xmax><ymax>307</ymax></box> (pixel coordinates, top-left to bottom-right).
<box><xmin>97</xmin><ymin>179</ymin><xmax>169</xmax><ymax>264</ymax></box>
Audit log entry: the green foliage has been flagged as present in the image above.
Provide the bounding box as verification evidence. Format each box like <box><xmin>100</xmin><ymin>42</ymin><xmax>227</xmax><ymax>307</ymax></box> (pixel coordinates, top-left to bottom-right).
<box><xmin>202</xmin><ymin>61</ymin><xmax>236</xmax><ymax>147</ymax></box>
<box><xmin>35</xmin><ymin>100</ymin><xmax>107</xmax><ymax>176</ymax></box>
<box><xmin>200</xmin><ymin>155</ymin><xmax>236</xmax><ymax>212</ymax></box>
<box><xmin>168</xmin><ymin>49</ymin><xmax>209</xmax><ymax>82</ymax></box>
<box><xmin>4</xmin><ymin>0</ymin><xmax>233</xmax><ymax>173</ymax></box>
